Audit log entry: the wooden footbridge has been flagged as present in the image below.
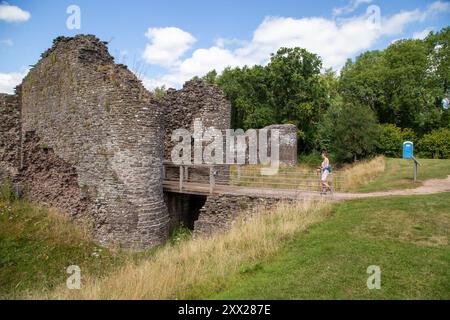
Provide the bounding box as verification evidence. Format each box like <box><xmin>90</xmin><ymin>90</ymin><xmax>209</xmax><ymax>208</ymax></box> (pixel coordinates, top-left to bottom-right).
<box><xmin>162</xmin><ymin>161</ymin><xmax>344</xmax><ymax>200</ymax></box>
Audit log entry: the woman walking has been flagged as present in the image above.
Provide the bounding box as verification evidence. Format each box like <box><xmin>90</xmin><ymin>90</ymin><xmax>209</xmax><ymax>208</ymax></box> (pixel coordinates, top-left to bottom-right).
<box><xmin>319</xmin><ymin>151</ymin><xmax>332</xmax><ymax>195</ymax></box>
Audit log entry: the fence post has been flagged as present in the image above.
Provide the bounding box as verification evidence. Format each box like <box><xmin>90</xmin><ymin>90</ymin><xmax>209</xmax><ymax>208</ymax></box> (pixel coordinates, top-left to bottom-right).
<box><xmin>237</xmin><ymin>165</ymin><xmax>241</xmax><ymax>184</ymax></box>
<box><xmin>185</xmin><ymin>166</ymin><xmax>189</xmax><ymax>182</ymax></box>
<box><xmin>209</xmin><ymin>166</ymin><xmax>215</xmax><ymax>194</ymax></box>
<box><xmin>179</xmin><ymin>165</ymin><xmax>184</xmax><ymax>191</ymax></box>
<box><xmin>318</xmin><ymin>169</ymin><xmax>321</xmax><ymax>192</ymax></box>
<box><xmin>412</xmin><ymin>156</ymin><xmax>421</xmax><ymax>183</ymax></box>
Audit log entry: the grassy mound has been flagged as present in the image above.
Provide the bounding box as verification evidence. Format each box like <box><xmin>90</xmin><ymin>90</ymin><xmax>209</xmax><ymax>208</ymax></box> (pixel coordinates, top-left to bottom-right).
<box><xmin>213</xmin><ymin>193</ymin><xmax>450</xmax><ymax>299</ymax></box>
<box><xmin>0</xmin><ymin>185</ymin><xmax>131</xmax><ymax>299</ymax></box>
<box><xmin>46</xmin><ymin>201</ymin><xmax>331</xmax><ymax>299</ymax></box>
<box><xmin>354</xmin><ymin>158</ymin><xmax>450</xmax><ymax>192</ymax></box>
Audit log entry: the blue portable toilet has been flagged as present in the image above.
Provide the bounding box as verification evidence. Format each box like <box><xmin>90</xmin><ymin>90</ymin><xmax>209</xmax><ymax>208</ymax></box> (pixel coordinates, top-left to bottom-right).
<box><xmin>403</xmin><ymin>141</ymin><xmax>414</xmax><ymax>159</ymax></box>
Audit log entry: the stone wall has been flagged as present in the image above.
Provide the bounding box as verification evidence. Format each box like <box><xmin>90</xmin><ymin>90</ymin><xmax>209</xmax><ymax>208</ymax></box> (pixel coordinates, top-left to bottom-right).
<box><xmin>163</xmin><ymin>79</ymin><xmax>232</xmax><ymax>160</ymax></box>
<box><xmin>18</xmin><ymin>35</ymin><xmax>168</xmax><ymax>249</ymax></box>
<box><xmin>194</xmin><ymin>194</ymin><xmax>292</xmax><ymax>236</ymax></box>
<box><xmin>0</xmin><ymin>33</ymin><xmax>298</xmax><ymax>248</ymax></box>
<box><xmin>0</xmin><ymin>93</ymin><xmax>21</xmax><ymax>184</ymax></box>
<box><xmin>263</xmin><ymin>124</ymin><xmax>298</xmax><ymax>166</ymax></box>
<box><xmin>163</xmin><ymin>80</ymin><xmax>232</xmax><ymax>182</ymax></box>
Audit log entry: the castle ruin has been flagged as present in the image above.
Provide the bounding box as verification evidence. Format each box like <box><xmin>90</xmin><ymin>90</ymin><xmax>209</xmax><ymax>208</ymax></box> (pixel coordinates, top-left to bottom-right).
<box><xmin>0</xmin><ymin>35</ymin><xmax>297</xmax><ymax>249</ymax></box>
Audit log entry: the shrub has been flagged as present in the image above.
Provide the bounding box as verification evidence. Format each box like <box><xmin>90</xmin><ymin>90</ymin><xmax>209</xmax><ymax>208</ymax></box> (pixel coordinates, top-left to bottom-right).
<box><xmin>378</xmin><ymin>124</ymin><xmax>417</xmax><ymax>157</ymax></box>
<box><xmin>0</xmin><ymin>180</ymin><xmax>18</xmax><ymax>203</ymax></box>
<box><xmin>378</xmin><ymin>124</ymin><xmax>403</xmax><ymax>157</ymax></box>
<box><xmin>298</xmin><ymin>150</ymin><xmax>336</xmax><ymax>167</ymax></box>
<box><xmin>418</xmin><ymin>128</ymin><xmax>450</xmax><ymax>159</ymax></box>
<box><xmin>330</xmin><ymin>102</ymin><xmax>380</xmax><ymax>163</ymax></box>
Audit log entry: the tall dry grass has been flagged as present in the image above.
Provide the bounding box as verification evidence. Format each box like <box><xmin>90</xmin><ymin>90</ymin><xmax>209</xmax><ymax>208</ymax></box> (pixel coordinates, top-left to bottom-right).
<box><xmin>45</xmin><ymin>200</ymin><xmax>331</xmax><ymax>300</ymax></box>
<box><xmin>340</xmin><ymin>156</ymin><xmax>386</xmax><ymax>191</ymax></box>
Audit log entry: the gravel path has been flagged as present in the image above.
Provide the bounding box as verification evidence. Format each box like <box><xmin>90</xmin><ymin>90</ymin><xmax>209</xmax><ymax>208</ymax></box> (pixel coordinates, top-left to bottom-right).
<box><xmin>332</xmin><ymin>175</ymin><xmax>450</xmax><ymax>201</ymax></box>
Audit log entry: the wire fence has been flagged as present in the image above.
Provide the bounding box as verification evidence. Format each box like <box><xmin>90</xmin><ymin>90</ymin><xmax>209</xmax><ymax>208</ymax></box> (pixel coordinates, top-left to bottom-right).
<box><xmin>163</xmin><ymin>162</ymin><xmax>344</xmax><ymax>192</ymax></box>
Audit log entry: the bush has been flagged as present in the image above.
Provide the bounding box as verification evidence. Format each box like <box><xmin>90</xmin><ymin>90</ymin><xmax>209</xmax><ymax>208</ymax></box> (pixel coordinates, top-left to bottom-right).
<box><xmin>378</xmin><ymin>124</ymin><xmax>417</xmax><ymax>157</ymax></box>
<box><xmin>0</xmin><ymin>180</ymin><xmax>18</xmax><ymax>203</ymax></box>
<box><xmin>169</xmin><ymin>224</ymin><xmax>192</xmax><ymax>245</ymax></box>
<box><xmin>418</xmin><ymin>128</ymin><xmax>450</xmax><ymax>159</ymax></box>
<box><xmin>329</xmin><ymin>102</ymin><xmax>380</xmax><ymax>163</ymax></box>
<box><xmin>298</xmin><ymin>150</ymin><xmax>336</xmax><ymax>167</ymax></box>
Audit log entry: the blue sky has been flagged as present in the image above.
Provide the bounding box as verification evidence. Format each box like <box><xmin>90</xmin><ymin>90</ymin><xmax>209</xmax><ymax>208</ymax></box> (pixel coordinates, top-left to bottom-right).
<box><xmin>0</xmin><ymin>0</ymin><xmax>449</xmax><ymax>93</ymax></box>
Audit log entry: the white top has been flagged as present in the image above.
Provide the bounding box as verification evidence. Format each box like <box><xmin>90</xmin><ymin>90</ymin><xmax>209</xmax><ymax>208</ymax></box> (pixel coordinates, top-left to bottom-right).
<box><xmin>322</xmin><ymin>158</ymin><xmax>329</xmax><ymax>171</ymax></box>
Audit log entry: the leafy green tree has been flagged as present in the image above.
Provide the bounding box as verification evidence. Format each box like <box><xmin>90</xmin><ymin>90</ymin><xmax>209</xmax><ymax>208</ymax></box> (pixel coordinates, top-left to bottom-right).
<box><xmin>315</xmin><ymin>103</ymin><xmax>341</xmax><ymax>153</ymax></box>
<box><xmin>217</xmin><ymin>66</ymin><xmax>274</xmax><ymax>129</ymax></box>
<box><xmin>383</xmin><ymin>39</ymin><xmax>438</xmax><ymax>131</ymax></box>
<box><xmin>267</xmin><ymin>48</ymin><xmax>328</xmax><ymax>150</ymax></box>
<box><xmin>329</xmin><ymin>102</ymin><xmax>380</xmax><ymax>163</ymax></box>
<box><xmin>339</xmin><ymin>30</ymin><xmax>450</xmax><ymax>134</ymax></box>
<box><xmin>418</xmin><ymin>128</ymin><xmax>450</xmax><ymax>159</ymax></box>
<box><xmin>378</xmin><ymin>124</ymin><xmax>403</xmax><ymax>157</ymax></box>
<box><xmin>196</xmin><ymin>27</ymin><xmax>450</xmax><ymax>161</ymax></box>
<box><xmin>202</xmin><ymin>69</ymin><xmax>218</xmax><ymax>85</ymax></box>
<box><xmin>339</xmin><ymin>51</ymin><xmax>389</xmax><ymax>122</ymax></box>
<box><xmin>427</xmin><ymin>27</ymin><xmax>450</xmax><ymax>98</ymax></box>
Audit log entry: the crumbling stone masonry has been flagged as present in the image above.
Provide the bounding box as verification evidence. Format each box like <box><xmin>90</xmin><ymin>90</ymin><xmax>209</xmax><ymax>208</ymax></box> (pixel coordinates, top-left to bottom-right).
<box><xmin>162</xmin><ymin>80</ymin><xmax>232</xmax><ymax>182</ymax></box>
<box><xmin>194</xmin><ymin>194</ymin><xmax>294</xmax><ymax>236</ymax></box>
<box><xmin>263</xmin><ymin>124</ymin><xmax>298</xmax><ymax>166</ymax></box>
<box><xmin>0</xmin><ymin>94</ymin><xmax>21</xmax><ymax>184</ymax></box>
<box><xmin>1</xmin><ymin>35</ymin><xmax>169</xmax><ymax>249</ymax></box>
<box><xmin>0</xmin><ymin>34</ymin><xmax>300</xmax><ymax>249</ymax></box>
<box><xmin>163</xmin><ymin>80</ymin><xmax>232</xmax><ymax>159</ymax></box>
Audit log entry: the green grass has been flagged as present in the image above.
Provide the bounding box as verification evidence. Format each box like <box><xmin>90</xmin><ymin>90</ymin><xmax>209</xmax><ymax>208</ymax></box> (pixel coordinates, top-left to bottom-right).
<box><xmin>211</xmin><ymin>193</ymin><xmax>450</xmax><ymax>299</ymax></box>
<box><xmin>0</xmin><ymin>196</ymin><xmax>156</xmax><ymax>299</ymax></box>
<box><xmin>354</xmin><ymin>158</ymin><xmax>450</xmax><ymax>192</ymax></box>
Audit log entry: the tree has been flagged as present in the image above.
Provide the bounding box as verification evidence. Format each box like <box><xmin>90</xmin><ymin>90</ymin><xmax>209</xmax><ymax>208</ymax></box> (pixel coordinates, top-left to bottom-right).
<box><xmin>383</xmin><ymin>39</ymin><xmax>437</xmax><ymax>131</ymax></box>
<box><xmin>339</xmin><ymin>32</ymin><xmax>449</xmax><ymax>134</ymax></box>
<box><xmin>215</xmin><ymin>47</ymin><xmax>328</xmax><ymax>152</ymax></box>
<box><xmin>217</xmin><ymin>66</ymin><xmax>274</xmax><ymax>129</ymax></box>
<box><xmin>202</xmin><ymin>69</ymin><xmax>218</xmax><ymax>85</ymax></box>
<box><xmin>418</xmin><ymin>128</ymin><xmax>450</xmax><ymax>159</ymax></box>
<box><xmin>329</xmin><ymin>102</ymin><xmax>380</xmax><ymax>163</ymax></box>
<box><xmin>427</xmin><ymin>27</ymin><xmax>450</xmax><ymax>98</ymax></box>
<box><xmin>339</xmin><ymin>51</ymin><xmax>388</xmax><ymax>122</ymax></box>
<box><xmin>267</xmin><ymin>48</ymin><xmax>328</xmax><ymax>151</ymax></box>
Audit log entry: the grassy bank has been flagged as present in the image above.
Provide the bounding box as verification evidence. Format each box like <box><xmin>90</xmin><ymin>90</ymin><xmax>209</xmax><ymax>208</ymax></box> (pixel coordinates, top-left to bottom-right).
<box><xmin>46</xmin><ymin>201</ymin><xmax>331</xmax><ymax>299</ymax></box>
<box><xmin>0</xmin><ymin>184</ymin><xmax>142</xmax><ymax>298</ymax></box>
<box><xmin>340</xmin><ymin>156</ymin><xmax>386</xmax><ymax>191</ymax></box>
<box><xmin>354</xmin><ymin>158</ymin><xmax>450</xmax><ymax>192</ymax></box>
<box><xmin>213</xmin><ymin>193</ymin><xmax>450</xmax><ymax>299</ymax></box>
<box><xmin>3</xmin><ymin>157</ymin><xmax>450</xmax><ymax>299</ymax></box>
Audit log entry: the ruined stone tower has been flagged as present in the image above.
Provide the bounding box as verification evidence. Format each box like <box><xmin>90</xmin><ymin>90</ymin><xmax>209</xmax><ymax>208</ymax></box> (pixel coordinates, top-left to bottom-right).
<box><xmin>0</xmin><ymin>34</ymin><xmax>299</xmax><ymax>249</ymax></box>
<box><xmin>1</xmin><ymin>35</ymin><xmax>169</xmax><ymax>249</ymax></box>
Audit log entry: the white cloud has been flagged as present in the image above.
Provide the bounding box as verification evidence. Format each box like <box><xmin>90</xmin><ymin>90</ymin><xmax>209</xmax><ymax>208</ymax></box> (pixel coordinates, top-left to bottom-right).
<box><xmin>142</xmin><ymin>27</ymin><xmax>196</xmax><ymax>67</ymax></box>
<box><xmin>0</xmin><ymin>38</ymin><xmax>13</xmax><ymax>46</ymax></box>
<box><xmin>142</xmin><ymin>1</ymin><xmax>450</xmax><ymax>90</ymax></box>
<box><xmin>333</xmin><ymin>0</ymin><xmax>372</xmax><ymax>17</ymax></box>
<box><xmin>413</xmin><ymin>27</ymin><xmax>434</xmax><ymax>40</ymax></box>
<box><xmin>0</xmin><ymin>3</ymin><xmax>30</xmax><ymax>22</ymax></box>
<box><xmin>427</xmin><ymin>0</ymin><xmax>450</xmax><ymax>15</ymax></box>
<box><xmin>214</xmin><ymin>37</ymin><xmax>247</xmax><ymax>48</ymax></box>
<box><xmin>0</xmin><ymin>70</ymin><xmax>27</xmax><ymax>94</ymax></box>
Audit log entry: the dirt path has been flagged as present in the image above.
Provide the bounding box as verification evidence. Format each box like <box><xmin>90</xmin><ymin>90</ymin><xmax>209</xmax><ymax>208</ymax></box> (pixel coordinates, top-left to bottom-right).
<box><xmin>164</xmin><ymin>176</ymin><xmax>450</xmax><ymax>201</ymax></box>
<box><xmin>333</xmin><ymin>175</ymin><xmax>450</xmax><ymax>201</ymax></box>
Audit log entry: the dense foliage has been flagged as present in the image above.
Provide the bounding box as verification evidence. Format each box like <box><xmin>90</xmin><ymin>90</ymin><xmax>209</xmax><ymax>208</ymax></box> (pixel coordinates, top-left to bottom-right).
<box><xmin>418</xmin><ymin>128</ymin><xmax>450</xmax><ymax>159</ymax></box>
<box><xmin>198</xmin><ymin>27</ymin><xmax>450</xmax><ymax>162</ymax></box>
